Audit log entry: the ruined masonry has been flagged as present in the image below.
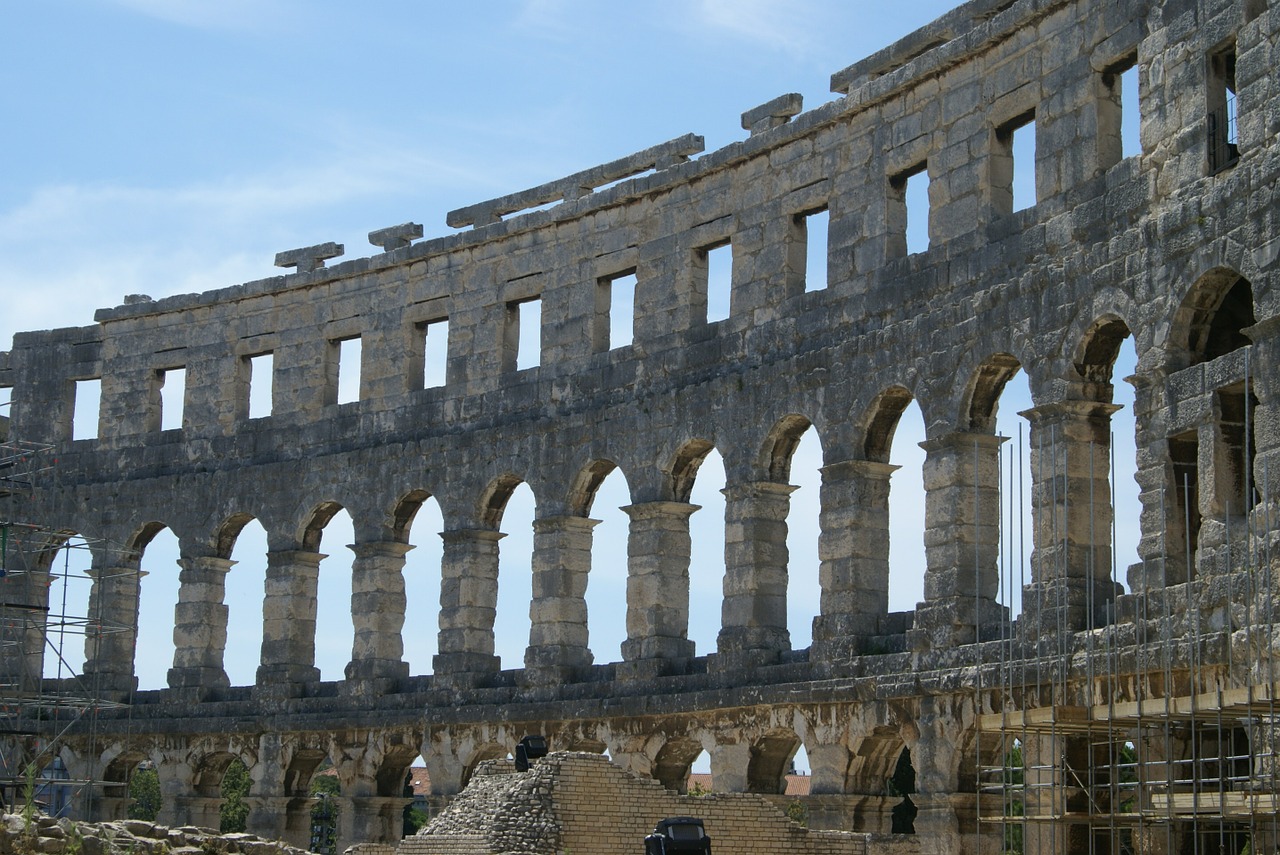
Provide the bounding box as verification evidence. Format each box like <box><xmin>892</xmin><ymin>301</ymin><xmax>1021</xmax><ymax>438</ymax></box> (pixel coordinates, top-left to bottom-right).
<box><xmin>0</xmin><ymin>0</ymin><xmax>1278</xmax><ymax>853</ymax></box>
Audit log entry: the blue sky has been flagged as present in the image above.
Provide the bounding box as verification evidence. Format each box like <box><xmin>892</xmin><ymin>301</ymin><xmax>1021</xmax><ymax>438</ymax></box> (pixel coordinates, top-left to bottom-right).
<box><xmin>5</xmin><ymin>0</ymin><xmax>1142</xmax><ymax>741</ymax></box>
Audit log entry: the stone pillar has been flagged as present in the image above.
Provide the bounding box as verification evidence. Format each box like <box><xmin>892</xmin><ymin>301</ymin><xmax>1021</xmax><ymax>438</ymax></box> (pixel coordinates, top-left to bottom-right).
<box><xmin>335</xmin><ymin>796</ymin><xmax>412</xmax><ymax>851</ymax></box>
<box><xmin>168</xmin><ymin>555</ymin><xmax>233</xmax><ymax>695</ymax></box>
<box><xmin>709</xmin><ymin>741</ymin><xmax>751</xmax><ymax>793</ymax></box>
<box><xmin>1021</xmin><ymin>401</ymin><xmax>1123</xmax><ymax>634</ymax></box>
<box><xmin>256</xmin><ymin>550</ymin><xmax>323</xmax><ymax>692</ymax></box>
<box><xmin>807</xmin><ymin>742</ymin><xmax>854</xmax><ymax>795</ymax></box>
<box><xmin>0</xmin><ymin>569</ymin><xmax>51</xmax><ymax>695</ymax></box>
<box><xmin>717</xmin><ymin>481</ymin><xmax>797</xmax><ymax>666</ymax></box>
<box><xmin>1020</xmin><ymin>733</ymin><xmax>1092</xmax><ymax>855</ymax></box>
<box><xmin>811</xmin><ymin>460</ymin><xmax>898</xmax><ymax>661</ymax></box>
<box><xmin>246</xmin><ymin>734</ymin><xmax>314</xmax><ymax>849</ymax></box>
<box><xmin>1245</xmin><ymin>316</ymin><xmax>1280</xmax><ymax>566</ymax></box>
<box><xmin>619</xmin><ymin>502</ymin><xmax>698</xmax><ymax>676</ymax></box>
<box><xmin>911</xmin><ymin>432</ymin><xmax>1007</xmax><ymax>651</ymax></box>
<box><xmin>1127</xmin><ymin>367</ymin><xmax>1190</xmax><ymax>590</ymax></box>
<box><xmin>345</xmin><ymin>541</ymin><xmax>412</xmax><ymax>690</ymax></box>
<box><xmin>524</xmin><ymin>516</ymin><xmax>599</xmax><ymax>684</ymax></box>
<box><xmin>83</xmin><ymin>564</ymin><xmax>143</xmax><ymax>700</ymax></box>
<box><xmin>433</xmin><ymin>530</ymin><xmax>503</xmax><ymax>682</ymax></box>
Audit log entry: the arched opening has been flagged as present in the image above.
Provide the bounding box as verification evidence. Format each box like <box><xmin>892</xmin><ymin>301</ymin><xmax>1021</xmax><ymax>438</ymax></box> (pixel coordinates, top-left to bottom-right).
<box><xmin>309</xmin><ymin>505</ymin><xmax>356</xmax><ymax>682</ymax></box>
<box><xmin>992</xmin><ymin>368</ymin><xmax>1033</xmax><ymax>621</ymax></box>
<box><xmin>310</xmin><ymin>761</ymin><xmax>341</xmax><ymax>855</ymax></box>
<box><xmin>404</xmin><ymin>755</ymin><xmax>431</xmax><ymax>835</ymax></box>
<box><xmin>103</xmin><ymin>751</ymin><xmax>149</xmax><ymax>821</ymax></box>
<box><xmin>134</xmin><ymin>524</ymin><xmax>181</xmax><ymax>690</ymax></box>
<box><xmin>654</xmin><ymin>738</ymin><xmax>705</xmax><ymax>794</ymax></box>
<box><xmin>494</xmin><ymin>482</ymin><xmax>535</xmax><ymax>670</ymax></box>
<box><xmin>681</xmin><ymin>445</ymin><xmax>725</xmax><ymax>657</ymax></box>
<box><xmin>38</xmin><ymin>534</ymin><xmax>93</xmax><ymax>680</ymax></box>
<box><xmin>769</xmin><ymin>419</ymin><xmax>821</xmax><ymax>651</ymax></box>
<box><xmin>873</xmin><ymin>391</ymin><xmax>928</xmax><ymax>615</ymax></box>
<box><xmin>222</xmin><ymin>516</ymin><xmax>268</xmax><ymax>687</ymax></box>
<box><xmin>1164</xmin><ymin>272</ymin><xmax>1258</xmax><ymax>579</ymax></box>
<box><xmin>395</xmin><ymin>492</ymin><xmax>444</xmax><ymax>676</ymax></box>
<box><xmin>582</xmin><ymin>465</ymin><xmax>631</xmax><ymax>665</ymax></box>
<box><xmin>219</xmin><ymin>758</ymin><xmax>252</xmax><ymax>832</ymax></box>
<box><xmin>747</xmin><ymin>729</ymin><xmax>802</xmax><ymax>794</ymax></box>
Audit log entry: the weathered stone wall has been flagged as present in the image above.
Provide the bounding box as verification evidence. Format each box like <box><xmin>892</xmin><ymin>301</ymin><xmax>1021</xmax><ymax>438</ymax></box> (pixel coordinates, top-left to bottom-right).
<box><xmin>0</xmin><ymin>0</ymin><xmax>1278</xmax><ymax>853</ymax></box>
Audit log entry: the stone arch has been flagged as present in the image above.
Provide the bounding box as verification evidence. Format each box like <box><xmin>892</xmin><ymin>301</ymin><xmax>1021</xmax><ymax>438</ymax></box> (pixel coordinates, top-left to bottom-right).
<box><xmin>283</xmin><ymin>747</ymin><xmax>327</xmax><ymax>797</ymax></box>
<box><xmin>1169</xmin><ymin>268</ymin><xmax>1256</xmax><ymax>368</ymax></box>
<box><xmin>461</xmin><ymin>744</ymin><xmax>509</xmax><ymax>789</ymax></box>
<box><xmin>191</xmin><ymin>750</ymin><xmax>241</xmax><ymax>798</ymax></box>
<box><xmin>653</xmin><ymin>737</ymin><xmax>704</xmax><ymax>793</ymax></box>
<box><xmin>390</xmin><ymin>489</ymin><xmax>435</xmax><ymax>543</ymax></box>
<box><xmin>846</xmin><ymin>726</ymin><xmax>908</xmax><ymax>794</ymax></box>
<box><xmin>215</xmin><ymin>512</ymin><xmax>258</xmax><ymax>560</ymax></box>
<box><xmin>374</xmin><ymin>744</ymin><xmax>421</xmax><ymax>798</ymax></box>
<box><xmin>479</xmin><ymin>474</ymin><xmax>527</xmax><ymax>530</ymax></box>
<box><xmin>861</xmin><ymin>386</ymin><xmax>914</xmax><ymax>463</ymax></box>
<box><xmin>1073</xmin><ymin>315</ymin><xmax>1134</xmax><ymax>394</ymax></box>
<box><xmin>300</xmin><ymin>501</ymin><xmax>346</xmax><ymax>552</ymax></box>
<box><xmin>669</xmin><ymin>439</ymin><xmax>716</xmax><ymax>503</ymax></box>
<box><xmin>568</xmin><ymin>458</ymin><xmax>621</xmax><ymax>517</ymax></box>
<box><xmin>960</xmin><ymin>353</ymin><xmax>1023</xmax><ymax>433</ymax></box>
<box><xmin>760</xmin><ymin>414</ymin><xmax>814</xmax><ymax>482</ymax></box>
<box><xmin>746</xmin><ymin>728</ymin><xmax>802</xmax><ymax>794</ymax></box>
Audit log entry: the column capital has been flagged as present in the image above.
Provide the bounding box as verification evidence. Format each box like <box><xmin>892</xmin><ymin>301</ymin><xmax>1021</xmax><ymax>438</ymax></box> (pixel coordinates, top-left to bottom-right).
<box><xmin>532</xmin><ymin>515</ymin><xmax>601</xmax><ymax>534</ymax></box>
<box><xmin>347</xmin><ymin>541</ymin><xmax>414</xmax><ymax>560</ymax></box>
<box><xmin>178</xmin><ymin>555</ymin><xmax>236</xmax><ymax>573</ymax></box>
<box><xmin>919</xmin><ymin>431</ymin><xmax>1008</xmax><ymax>455</ymax></box>
<box><xmin>621</xmin><ymin>501</ymin><xmax>700</xmax><ymax>521</ymax></box>
<box><xmin>265</xmin><ymin>549</ymin><xmax>326</xmax><ymax>568</ymax></box>
<box><xmin>720</xmin><ymin>480</ymin><xmax>799</xmax><ymax>502</ymax></box>
<box><xmin>439</xmin><ymin>528</ymin><xmax>506</xmax><ymax>546</ymax></box>
<box><xmin>820</xmin><ymin>458</ymin><xmax>901</xmax><ymax>481</ymax></box>
<box><xmin>1018</xmin><ymin>399</ymin><xmax>1122</xmax><ymax>425</ymax></box>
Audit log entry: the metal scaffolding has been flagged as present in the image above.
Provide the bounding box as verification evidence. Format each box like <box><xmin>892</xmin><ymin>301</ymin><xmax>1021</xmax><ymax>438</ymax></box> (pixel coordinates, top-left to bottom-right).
<box><xmin>0</xmin><ymin>436</ymin><xmax>131</xmax><ymax>815</ymax></box>
<box><xmin>976</xmin><ymin>370</ymin><xmax>1279</xmax><ymax>855</ymax></box>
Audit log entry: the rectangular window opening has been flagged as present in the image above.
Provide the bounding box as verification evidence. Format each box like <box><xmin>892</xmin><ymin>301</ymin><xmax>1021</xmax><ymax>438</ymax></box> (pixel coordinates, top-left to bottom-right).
<box><xmin>72</xmin><ymin>378</ymin><xmax>101</xmax><ymax>441</ymax></box>
<box><xmin>993</xmin><ymin>113</ymin><xmax>1037</xmax><ymax>215</ymax></box>
<box><xmin>158</xmin><ymin>367</ymin><xmax>186</xmax><ymax>431</ymax></box>
<box><xmin>596</xmin><ymin>271</ymin><xmax>636</xmax><ymax>351</ymax></box>
<box><xmin>1119</xmin><ymin>63</ymin><xmax>1140</xmax><ymax>159</ymax></box>
<box><xmin>1169</xmin><ymin>430</ymin><xmax>1200</xmax><ymax>580</ymax></box>
<box><xmin>421</xmin><ymin>318</ymin><xmax>449</xmax><ymax>389</ymax></box>
<box><xmin>511</xmin><ymin>297</ymin><xmax>542</xmax><ymax>370</ymax></box>
<box><xmin>704</xmin><ymin>241</ymin><xmax>732</xmax><ymax>323</ymax></box>
<box><xmin>1207</xmin><ymin>42</ymin><xmax>1239</xmax><ymax>172</ymax></box>
<box><xmin>336</xmin><ymin>336</ymin><xmax>362</xmax><ymax>405</ymax></box>
<box><xmin>247</xmin><ymin>352</ymin><xmax>274</xmax><ymax>419</ymax></box>
<box><xmin>802</xmin><ymin>209</ymin><xmax>829</xmax><ymax>292</ymax></box>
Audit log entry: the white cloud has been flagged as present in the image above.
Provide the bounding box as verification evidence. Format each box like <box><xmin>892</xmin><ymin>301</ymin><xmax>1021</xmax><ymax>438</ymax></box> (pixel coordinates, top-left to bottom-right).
<box><xmin>693</xmin><ymin>0</ymin><xmax>819</xmax><ymax>55</ymax></box>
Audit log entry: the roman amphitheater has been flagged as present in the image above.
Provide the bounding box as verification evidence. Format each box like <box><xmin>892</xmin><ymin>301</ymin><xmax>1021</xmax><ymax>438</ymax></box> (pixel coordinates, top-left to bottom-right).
<box><xmin>2</xmin><ymin>0</ymin><xmax>1278</xmax><ymax>852</ymax></box>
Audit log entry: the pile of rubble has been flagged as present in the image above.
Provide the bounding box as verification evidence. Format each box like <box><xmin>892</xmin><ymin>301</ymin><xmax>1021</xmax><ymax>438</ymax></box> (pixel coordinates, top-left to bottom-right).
<box><xmin>0</xmin><ymin>814</ymin><xmax>312</xmax><ymax>855</ymax></box>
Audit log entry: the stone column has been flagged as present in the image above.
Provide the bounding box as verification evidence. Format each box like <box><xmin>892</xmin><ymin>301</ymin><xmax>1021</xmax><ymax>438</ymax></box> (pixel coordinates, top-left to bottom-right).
<box><xmin>811</xmin><ymin>460</ymin><xmax>898</xmax><ymax>661</ymax></box>
<box><xmin>335</xmin><ymin>796</ymin><xmax>412</xmax><ymax>851</ymax></box>
<box><xmin>246</xmin><ymin>735</ymin><xmax>314</xmax><ymax>849</ymax></box>
<box><xmin>709</xmin><ymin>741</ymin><xmax>751</xmax><ymax>793</ymax></box>
<box><xmin>0</xmin><ymin>569</ymin><xmax>51</xmax><ymax>695</ymax></box>
<box><xmin>807</xmin><ymin>742</ymin><xmax>854</xmax><ymax>795</ymax></box>
<box><xmin>911</xmin><ymin>432</ymin><xmax>1007</xmax><ymax>651</ymax></box>
<box><xmin>167</xmin><ymin>555</ymin><xmax>233</xmax><ymax>695</ymax></box>
<box><xmin>256</xmin><ymin>550</ymin><xmax>323</xmax><ymax>692</ymax></box>
<box><xmin>524</xmin><ymin>516</ymin><xmax>599</xmax><ymax>684</ymax></box>
<box><xmin>345</xmin><ymin>541</ymin><xmax>412</xmax><ymax>690</ymax></box>
<box><xmin>83</xmin><ymin>564</ymin><xmax>143</xmax><ymax>700</ymax></box>
<box><xmin>1245</xmin><ymin>316</ymin><xmax>1280</xmax><ymax>568</ymax></box>
<box><xmin>433</xmin><ymin>529</ymin><xmax>503</xmax><ymax>682</ymax></box>
<box><xmin>619</xmin><ymin>502</ymin><xmax>698</xmax><ymax>676</ymax></box>
<box><xmin>717</xmin><ymin>481</ymin><xmax>797</xmax><ymax>666</ymax></box>
<box><xmin>1021</xmin><ymin>401</ymin><xmax>1123</xmax><ymax>634</ymax></box>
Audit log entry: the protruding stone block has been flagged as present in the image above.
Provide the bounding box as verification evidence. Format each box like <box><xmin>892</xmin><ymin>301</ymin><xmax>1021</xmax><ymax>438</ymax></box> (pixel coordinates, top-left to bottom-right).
<box><xmin>740</xmin><ymin>93</ymin><xmax>803</xmax><ymax>135</ymax></box>
<box><xmin>274</xmin><ymin>241</ymin><xmax>344</xmax><ymax>273</ymax></box>
<box><xmin>367</xmin><ymin>222</ymin><xmax>423</xmax><ymax>252</ymax></box>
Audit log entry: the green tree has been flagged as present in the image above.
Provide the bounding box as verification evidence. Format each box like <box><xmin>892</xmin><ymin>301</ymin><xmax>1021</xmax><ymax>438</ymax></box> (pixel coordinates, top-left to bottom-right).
<box><xmin>220</xmin><ymin>760</ymin><xmax>251</xmax><ymax>833</ymax></box>
<box><xmin>310</xmin><ymin>770</ymin><xmax>341</xmax><ymax>855</ymax></box>
<box><xmin>128</xmin><ymin>765</ymin><xmax>162</xmax><ymax>821</ymax></box>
